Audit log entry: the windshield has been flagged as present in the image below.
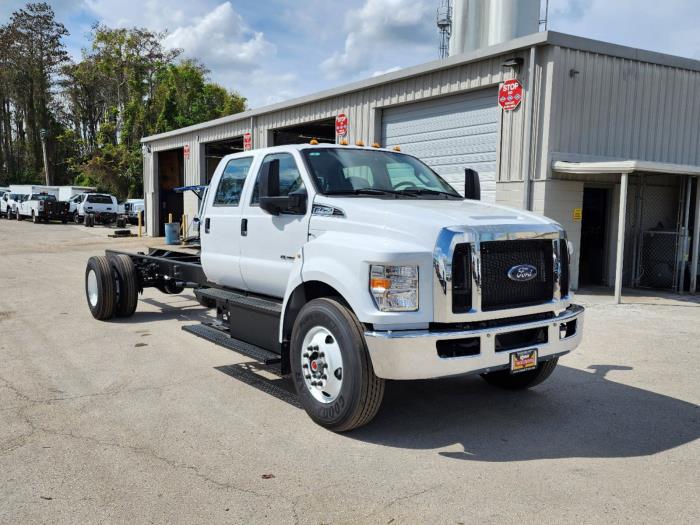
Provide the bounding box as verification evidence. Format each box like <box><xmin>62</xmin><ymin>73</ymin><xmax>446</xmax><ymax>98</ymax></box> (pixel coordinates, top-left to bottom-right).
<box><xmin>302</xmin><ymin>148</ymin><xmax>461</xmax><ymax>199</ymax></box>
<box><xmin>31</xmin><ymin>194</ymin><xmax>56</xmax><ymax>201</ymax></box>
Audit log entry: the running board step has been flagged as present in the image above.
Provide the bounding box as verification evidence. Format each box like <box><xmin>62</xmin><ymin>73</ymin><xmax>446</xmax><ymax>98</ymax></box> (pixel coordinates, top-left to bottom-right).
<box><xmin>195</xmin><ymin>287</ymin><xmax>282</xmax><ymax>316</ymax></box>
<box><xmin>182</xmin><ymin>323</ymin><xmax>282</xmax><ymax>365</ymax></box>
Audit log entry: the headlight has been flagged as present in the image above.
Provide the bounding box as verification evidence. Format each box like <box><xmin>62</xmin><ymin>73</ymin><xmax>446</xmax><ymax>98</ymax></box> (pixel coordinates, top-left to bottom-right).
<box><xmin>369</xmin><ymin>265</ymin><xmax>419</xmax><ymax>312</ymax></box>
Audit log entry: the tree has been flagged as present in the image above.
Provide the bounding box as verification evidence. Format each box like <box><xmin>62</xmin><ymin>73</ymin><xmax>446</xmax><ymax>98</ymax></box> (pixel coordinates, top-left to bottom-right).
<box><xmin>1</xmin><ymin>3</ymin><xmax>248</xmax><ymax>196</ymax></box>
<box><xmin>1</xmin><ymin>3</ymin><xmax>69</xmax><ymax>184</ymax></box>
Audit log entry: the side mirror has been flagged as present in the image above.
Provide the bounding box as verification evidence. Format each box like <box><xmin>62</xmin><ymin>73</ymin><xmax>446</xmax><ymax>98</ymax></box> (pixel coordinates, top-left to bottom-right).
<box><xmin>464</xmin><ymin>168</ymin><xmax>480</xmax><ymax>200</ymax></box>
<box><xmin>259</xmin><ymin>160</ymin><xmax>307</xmax><ymax>215</ymax></box>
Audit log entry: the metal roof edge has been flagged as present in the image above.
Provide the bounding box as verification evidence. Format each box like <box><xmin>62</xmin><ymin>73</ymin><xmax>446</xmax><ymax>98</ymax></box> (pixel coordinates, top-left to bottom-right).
<box><xmin>142</xmin><ymin>31</ymin><xmax>700</xmax><ymax>145</ymax></box>
<box><xmin>546</xmin><ymin>31</ymin><xmax>700</xmax><ymax>73</ymax></box>
<box><xmin>141</xmin><ymin>32</ymin><xmax>548</xmax><ymax>144</ymax></box>
<box><xmin>553</xmin><ymin>159</ymin><xmax>700</xmax><ymax>176</ymax></box>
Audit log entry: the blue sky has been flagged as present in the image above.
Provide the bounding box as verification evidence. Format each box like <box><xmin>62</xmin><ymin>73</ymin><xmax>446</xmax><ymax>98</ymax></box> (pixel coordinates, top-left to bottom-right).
<box><xmin>2</xmin><ymin>0</ymin><xmax>699</xmax><ymax>108</ymax></box>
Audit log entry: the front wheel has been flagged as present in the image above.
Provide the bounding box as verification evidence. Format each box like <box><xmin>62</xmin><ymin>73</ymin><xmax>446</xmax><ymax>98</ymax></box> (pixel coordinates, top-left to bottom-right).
<box><xmin>480</xmin><ymin>357</ymin><xmax>559</xmax><ymax>390</ymax></box>
<box><xmin>290</xmin><ymin>298</ymin><xmax>385</xmax><ymax>432</ymax></box>
<box><xmin>32</xmin><ymin>211</ymin><xmax>38</xmax><ymax>223</ymax></box>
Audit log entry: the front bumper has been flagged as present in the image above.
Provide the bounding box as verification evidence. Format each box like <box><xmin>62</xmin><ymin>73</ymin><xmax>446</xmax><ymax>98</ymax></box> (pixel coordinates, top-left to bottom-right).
<box><xmin>364</xmin><ymin>304</ymin><xmax>584</xmax><ymax>380</ymax></box>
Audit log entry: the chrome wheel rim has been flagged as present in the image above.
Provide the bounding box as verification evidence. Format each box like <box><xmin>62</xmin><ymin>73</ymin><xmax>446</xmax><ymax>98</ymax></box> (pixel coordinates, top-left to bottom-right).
<box><xmin>300</xmin><ymin>326</ymin><xmax>343</xmax><ymax>404</ymax></box>
<box><xmin>87</xmin><ymin>269</ymin><xmax>99</xmax><ymax>307</ymax></box>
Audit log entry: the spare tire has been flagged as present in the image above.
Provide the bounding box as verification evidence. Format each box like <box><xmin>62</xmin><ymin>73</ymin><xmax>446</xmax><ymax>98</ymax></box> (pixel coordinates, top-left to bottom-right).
<box><xmin>85</xmin><ymin>256</ymin><xmax>116</xmax><ymax>320</ymax></box>
<box><xmin>109</xmin><ymin>254</ymin><xmax>139</xmax><ymax>317</ymax></box>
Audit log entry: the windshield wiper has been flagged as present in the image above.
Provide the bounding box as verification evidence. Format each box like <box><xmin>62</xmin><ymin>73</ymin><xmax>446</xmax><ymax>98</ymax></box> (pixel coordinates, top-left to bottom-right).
<box><xmin>398</xmin><ymin>188</ymin><xmax>461</xmax><ymax>199</ymax></box>
<box><xmin>324</xmin><ymin>188</ymin><xmax>417</xmax><ymax>198</ymax></box>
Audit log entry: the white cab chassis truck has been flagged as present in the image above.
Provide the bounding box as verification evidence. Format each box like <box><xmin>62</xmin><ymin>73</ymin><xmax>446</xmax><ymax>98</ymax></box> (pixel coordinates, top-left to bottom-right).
<box><xmin>84</xmin><ymin>144</ymin><xmax>584</xmax><ymax>431</ymax></box>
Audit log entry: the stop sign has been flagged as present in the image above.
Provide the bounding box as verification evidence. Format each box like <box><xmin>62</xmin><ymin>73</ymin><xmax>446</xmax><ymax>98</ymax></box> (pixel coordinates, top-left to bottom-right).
<box><xmin>498</xmin><ymin>79</ymin><xmax>523</xmax><ymax>111</ymax></box>
<box><xmin>243</xmin><ymin>132</ymin><xmax>252</xmax><ymax>150</ymax></box>
<box><xmin>335</xmin><ymin>113</ymin><xmax>348</xmax><ymax>136</ymax></box>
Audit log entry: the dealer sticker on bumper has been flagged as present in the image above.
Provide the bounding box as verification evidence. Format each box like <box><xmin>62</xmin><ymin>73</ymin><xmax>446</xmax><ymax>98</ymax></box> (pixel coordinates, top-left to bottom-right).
<box><xmin>510</xmin><ymin>349</ymin><xmax>538</xmax><ymax>374</ymax></box>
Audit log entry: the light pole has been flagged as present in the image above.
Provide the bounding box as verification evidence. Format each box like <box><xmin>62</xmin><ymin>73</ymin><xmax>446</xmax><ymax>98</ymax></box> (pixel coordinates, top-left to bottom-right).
<box><xmin>40</xmin><ymin>129</ymin><xmax>50</xmax><ymax>186</ymax></box>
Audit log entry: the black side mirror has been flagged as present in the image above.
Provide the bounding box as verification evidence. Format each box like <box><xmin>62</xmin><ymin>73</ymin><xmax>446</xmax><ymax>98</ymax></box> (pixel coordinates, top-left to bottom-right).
<box><xmin>464</xmin><ymin>168</ymin><xmax>480</xmax><ymax>200</ymax></box>
<box><xmin>259</xmin><ymin>159</ymin><xmax>307</xmax><ymax>215</ymax></box>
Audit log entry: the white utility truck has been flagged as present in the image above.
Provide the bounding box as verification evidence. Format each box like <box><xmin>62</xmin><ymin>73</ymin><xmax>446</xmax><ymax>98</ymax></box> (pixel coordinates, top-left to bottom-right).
<box><xmin>83</xmin><ymin>144</ymin><xmax>584</xmax><ymax>431</ymax></box>
<box><xmin>58</xmin><ymin>185</ymin><xmax>95</xmax><ymax>202</ymax></box>
<box><xmin>17</xmin><ymin>192</ymin><xmax>70</xmax><ymax>223</ymax></box>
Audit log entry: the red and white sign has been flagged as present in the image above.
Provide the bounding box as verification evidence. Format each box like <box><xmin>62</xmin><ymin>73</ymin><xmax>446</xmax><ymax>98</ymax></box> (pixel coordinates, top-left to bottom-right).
<box><xmin>335</xmin><ymin>113</ymin><xmax>348</xmax><ymax>136</ymax></box>
<box><xmin>183</xmin><ymin>144</ymin><xmax>190</xmax><ymax>159</ymax></box>
<box><xmin>243</xmin><ymin>132</ymin><xmax>252</xmax><ymax>151</ymax></box>
<box><xmin>498</xmin><ymin>79</ymin><xmax>523</xmax><ymax>111</ymax></box>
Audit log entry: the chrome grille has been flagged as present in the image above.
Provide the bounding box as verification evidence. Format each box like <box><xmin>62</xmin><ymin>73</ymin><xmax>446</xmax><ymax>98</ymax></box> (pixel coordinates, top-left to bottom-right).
<box><xmin>479</xmin><ymin>239</ymin><xmax>554</xmax><ymax>311</ymax></box>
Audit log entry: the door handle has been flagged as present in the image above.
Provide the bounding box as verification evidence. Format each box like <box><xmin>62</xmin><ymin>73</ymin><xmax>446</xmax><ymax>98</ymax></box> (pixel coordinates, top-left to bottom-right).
<box><xmin>241</xmin><ymin>218</ymin><xmax>248</xmax><ymax>236</ymax></box>
<box><xmin>205</xmin><ymin>217</ymin><xmax>210</xmax><ymax>233</ymax></box>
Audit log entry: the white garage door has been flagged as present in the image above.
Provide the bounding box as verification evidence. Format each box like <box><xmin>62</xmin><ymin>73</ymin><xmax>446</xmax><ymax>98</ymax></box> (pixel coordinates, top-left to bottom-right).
<box><xmin>382</xmin><ymin>89</ymin><xmax>500</xmax><ymax>202</ymax></box>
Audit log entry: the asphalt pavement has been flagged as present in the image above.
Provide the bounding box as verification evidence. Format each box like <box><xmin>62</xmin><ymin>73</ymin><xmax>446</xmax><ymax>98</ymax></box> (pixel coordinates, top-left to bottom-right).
<box><xmin>1</xmin><ymin>219</ymin><xmax>698</xmax><ymax>524</ymax></box>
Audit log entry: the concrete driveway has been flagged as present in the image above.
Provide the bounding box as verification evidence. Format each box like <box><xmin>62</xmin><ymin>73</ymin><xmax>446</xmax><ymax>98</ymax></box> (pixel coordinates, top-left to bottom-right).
<box><xmin>1</xmin><ymin>219</ymin><xmax>698</xmax><ymax>524</ymax></box>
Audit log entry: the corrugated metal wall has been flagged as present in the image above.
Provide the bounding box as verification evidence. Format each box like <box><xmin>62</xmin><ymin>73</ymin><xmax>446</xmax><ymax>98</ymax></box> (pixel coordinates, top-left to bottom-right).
<box><xmin>142</xmin><ymin>50</ymin><xmax>534</xmax><ymax>235</ymax></box>
<box><xmin>547</xmin><ymin>46</ymin><xmax>700</xmax><ymax>170</ymax></box>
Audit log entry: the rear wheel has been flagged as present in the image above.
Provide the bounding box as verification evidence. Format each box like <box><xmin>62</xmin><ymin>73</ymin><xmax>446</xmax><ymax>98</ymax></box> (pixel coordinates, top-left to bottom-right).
<box><xmin>480</xmin><ymin>357</ymin><xmax>559</xmax><ymax>390</ymax></box>
<box><xmin>290</xmin><ymin>298</ymin><xmax>385</xmax><ymax>432</ymax></box>
<box><xmin>109</xmin><ymin>254</ymin><xmax>139</xmax><ymax>317</ymax></box>
<box><xmin>85</xmin><ymin>256</ymin><xmax>116</xmax><ymax>320</ymax></box>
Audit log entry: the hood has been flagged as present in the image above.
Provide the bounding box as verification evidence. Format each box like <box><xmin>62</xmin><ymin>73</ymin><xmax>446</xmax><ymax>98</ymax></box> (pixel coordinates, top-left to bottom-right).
<box><xmin>309</xmin><ymin>196</ymin><xmax>558</xmax><ymax>248</ymax></box>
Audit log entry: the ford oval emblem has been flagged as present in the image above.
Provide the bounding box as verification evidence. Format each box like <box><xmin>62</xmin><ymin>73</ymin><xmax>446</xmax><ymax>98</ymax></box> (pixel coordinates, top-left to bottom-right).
<box><xmin>508</xmin><ymin>264</ymin><xmax>538</xmax><ymax>282</ymax></box>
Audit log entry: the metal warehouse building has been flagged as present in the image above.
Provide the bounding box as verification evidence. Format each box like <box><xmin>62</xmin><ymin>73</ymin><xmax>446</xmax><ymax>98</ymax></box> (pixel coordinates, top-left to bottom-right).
<box><xmin>141</xmin><ymin>31</ymin><xmax>700</xmax><ymax>299</ymax></box>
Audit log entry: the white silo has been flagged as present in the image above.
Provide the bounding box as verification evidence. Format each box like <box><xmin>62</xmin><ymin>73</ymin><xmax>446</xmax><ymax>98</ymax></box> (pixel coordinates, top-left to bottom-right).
<box><xmin>448</xmin><ymin>0</ymin><xmax>541</xmax><ymax>56</ymax></box>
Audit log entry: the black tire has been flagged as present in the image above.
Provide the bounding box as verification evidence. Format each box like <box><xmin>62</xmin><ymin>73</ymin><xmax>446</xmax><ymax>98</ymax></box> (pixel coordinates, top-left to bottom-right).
<box><xmin>108</xmin><ymin>254</ymin><xmax>139</xmax><ymax>317</ymax></box>
<box><xmin>16</xmin><ymin>209</ymin><xmax>22</xmax><ymax>221</ymax></box>
<box><xmin>481</xmin><ymin>357</ymin><xmax>559</xmax><ymax>390</ymax></box>
<box><xmin>74</xmin><ymin>212</ymin><xmax>82</xmax><ymax>224</ymax></box>
<box><xmin>85</xmin><ymin>256</ymin><xmax>117</xmax><ymax>320</ymax></box>
<box><xmin>32</xmin><ymin>211</ymin><xmax>38</xmax><ymax>223</ymax></box>
<box><xmin>290</xmin><ymin>298</ymin><xmax>385</xmax><ymax>432</ymax></box>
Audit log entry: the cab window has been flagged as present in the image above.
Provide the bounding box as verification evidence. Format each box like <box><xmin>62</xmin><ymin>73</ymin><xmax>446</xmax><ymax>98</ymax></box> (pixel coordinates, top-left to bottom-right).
<box><xmin>213</xmin><ymin>157</ymin><xmax>254</xmax><ymax>206</ymax></box>
<box><xmin>251</xmin><ymin>153</ymin><xmax>305</xmax><ymax>206</ymax></box>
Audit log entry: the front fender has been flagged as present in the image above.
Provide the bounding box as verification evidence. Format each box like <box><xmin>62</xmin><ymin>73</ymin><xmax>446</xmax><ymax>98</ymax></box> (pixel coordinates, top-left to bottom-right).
<box><xmin>295</xmin><ymin>232</ymin><xmax>434</xmax><ymax>329</ymax></box>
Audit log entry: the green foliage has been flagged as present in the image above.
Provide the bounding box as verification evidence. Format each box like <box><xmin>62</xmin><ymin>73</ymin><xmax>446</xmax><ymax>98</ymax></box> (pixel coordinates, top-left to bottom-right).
<box><xmin>0</xmin><ymin>3</ymin><xmax>248</xmax><ymax>197</ymax></box>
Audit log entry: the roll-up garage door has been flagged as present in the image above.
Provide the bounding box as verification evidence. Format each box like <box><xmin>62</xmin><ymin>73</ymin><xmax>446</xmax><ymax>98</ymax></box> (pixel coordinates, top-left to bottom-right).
<box><xmin>381</xmin><ymin>89</ymin><xmax>499</xmax><ymax>202</ymax></box>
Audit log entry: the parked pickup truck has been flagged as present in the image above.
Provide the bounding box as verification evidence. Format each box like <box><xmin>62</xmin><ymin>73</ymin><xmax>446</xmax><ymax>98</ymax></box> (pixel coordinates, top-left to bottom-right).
<box><xmin>83</xmin><ymin>144</ymin><xmax>584</xmax><ymax>431</ymax></box>
<box><xmin>18</xmin><ymin>193</ymin><xmax>70</xmax><ymax>223</ymax></box>
<box><xmin>1</xmin><ymin>191</ymin><xmax>24</xmax><ymax>219</ymax></box>
<box><xmin>70</xmin><ymin>193</ymin><xmax>119</xmax><ymax>224</ymax></box>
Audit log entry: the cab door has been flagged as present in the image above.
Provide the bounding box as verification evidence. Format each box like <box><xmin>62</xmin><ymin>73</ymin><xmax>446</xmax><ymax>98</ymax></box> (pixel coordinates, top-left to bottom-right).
<box><xmin>200</xmin><ymin>155</ymin><xmax>257</xmax><ymax>290</ymax></box>
<box><xmin>238</xmin><ymin>152</ymin><xmax>310</xmax><ymax>298</ymax></box>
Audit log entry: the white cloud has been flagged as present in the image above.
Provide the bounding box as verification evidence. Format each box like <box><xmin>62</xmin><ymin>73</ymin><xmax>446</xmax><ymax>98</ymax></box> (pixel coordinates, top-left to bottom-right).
<box><xmin>162</xmin><ymin>2</ymin><xmax>274</xmax><ymax>71</ymax></box>
<box><xmin>321</xmin><ymin>0</ymin><xmax>434</xmax><ymax>79</ymax></box>
<box><xmin>371</xmin><ymin>66</ymin><xmax>401</xmax><ymax>77</ymax></box>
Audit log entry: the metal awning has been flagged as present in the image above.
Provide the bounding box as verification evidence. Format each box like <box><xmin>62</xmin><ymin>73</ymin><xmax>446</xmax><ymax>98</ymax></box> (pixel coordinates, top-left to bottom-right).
<box><xmin>551</xmin><ymin>159</ymin><xmax>700</xmax><ymax>301</ymax></box>
<box><xmin>553</xmin><ymin>159</ymin><xmax>700</xmax><ymax>176</ymax></box>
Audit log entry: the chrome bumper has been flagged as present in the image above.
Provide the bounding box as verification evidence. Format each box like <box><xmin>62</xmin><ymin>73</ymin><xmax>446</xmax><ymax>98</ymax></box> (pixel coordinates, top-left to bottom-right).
<box><xmin>364</xmin><ymin>305</ymin><xmax>584</xmax><ymax>380</ymax></box>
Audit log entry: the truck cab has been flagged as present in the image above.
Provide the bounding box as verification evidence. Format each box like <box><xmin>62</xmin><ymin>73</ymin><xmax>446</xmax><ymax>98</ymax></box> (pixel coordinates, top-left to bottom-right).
<box><xmin>84</xmin><ymin>144</ymin><xmax>584</xmax><ymax>431</ymax></box>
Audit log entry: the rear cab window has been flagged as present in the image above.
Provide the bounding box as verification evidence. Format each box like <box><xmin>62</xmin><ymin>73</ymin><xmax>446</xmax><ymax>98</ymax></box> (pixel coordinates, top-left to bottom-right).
<box><xmin>213</xmin><ymin>157</ymin><xmax>254</xmax><ymax>206</ymax></box>
<box><xmin>86</xmin><ymin>194</ymin><xmax>113</xmax><ymax>204</ymax></box>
